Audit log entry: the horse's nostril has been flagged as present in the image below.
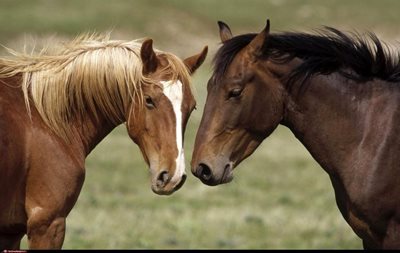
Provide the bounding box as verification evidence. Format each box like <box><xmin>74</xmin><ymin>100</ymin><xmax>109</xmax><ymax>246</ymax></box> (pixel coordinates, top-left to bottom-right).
<box><xmin>156</xmin><ymin>171</ymin><xmax>169</xmax><ymax>187</ymax></box>
<box><xmin>197</xmin><ymin>163</ymin><xmax>212</xmax><ymax>181</ymax></box>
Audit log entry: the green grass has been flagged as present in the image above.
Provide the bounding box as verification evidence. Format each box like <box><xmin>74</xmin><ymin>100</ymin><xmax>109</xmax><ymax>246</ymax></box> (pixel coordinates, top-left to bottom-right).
<box><xmin>3</xmin><ymin>0</ymin><xmax>400</xmax><ymax>249</ymax></box>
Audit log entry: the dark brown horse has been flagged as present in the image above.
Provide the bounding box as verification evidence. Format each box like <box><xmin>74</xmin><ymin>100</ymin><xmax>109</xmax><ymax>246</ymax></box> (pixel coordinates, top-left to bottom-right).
<box><xmin>0</xmin><ymin>35</ymin><xmax>207</xmax><ymax>249</ymax></box>
<box><xmin>191</xmin><ymin>20</ymin><xmax>400</xmax><ymax>249</ymax></box>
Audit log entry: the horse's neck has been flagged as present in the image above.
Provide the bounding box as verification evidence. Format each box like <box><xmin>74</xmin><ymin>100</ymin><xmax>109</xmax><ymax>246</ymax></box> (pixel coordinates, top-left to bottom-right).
<box><xmin>282</xmin><ymin>73</ymin><xmax>400</xmax><ymax>178</ymax></box>
<box><xmin>70</xmin><ymin>113</ymin><xmax>121</xmax><ymax>157</ymax></box>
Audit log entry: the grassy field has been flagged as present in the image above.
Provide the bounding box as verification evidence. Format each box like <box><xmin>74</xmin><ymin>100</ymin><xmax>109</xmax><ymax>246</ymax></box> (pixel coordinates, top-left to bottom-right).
<box><xmin>2</xmin><ymin>0</ymin><xmax>400</xmax><ymax>249</ymax></box>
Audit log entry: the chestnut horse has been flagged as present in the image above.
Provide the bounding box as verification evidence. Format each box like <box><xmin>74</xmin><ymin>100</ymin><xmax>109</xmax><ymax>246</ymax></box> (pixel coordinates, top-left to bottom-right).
<box><xmin>191</xmin><ymin>20</ymin><xmax>400</xmax><ymax>249</ymax></box>
<box><xmin>0</xmin><ymin>35</ymin><xmax>207</xmax><ymax>249</ymax></box>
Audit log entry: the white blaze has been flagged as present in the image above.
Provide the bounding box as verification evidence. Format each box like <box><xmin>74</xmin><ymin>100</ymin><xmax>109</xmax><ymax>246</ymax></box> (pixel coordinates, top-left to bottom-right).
<box><xmin>161</xmin><ymin>80</ymin><xmax>185</xmax><ymax>181</ymax></box>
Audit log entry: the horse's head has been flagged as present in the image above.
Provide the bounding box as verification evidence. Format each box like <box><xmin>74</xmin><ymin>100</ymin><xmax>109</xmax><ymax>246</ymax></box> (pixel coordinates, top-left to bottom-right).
<box><xmin>191</xmin><ymin>20</ymin><xmax>285</xmax><ymax>186</ymax></box>
<box><xmin>127</xmin><ymin>39</ymin><xmax>207</xmax><ymax>195</ymax></box>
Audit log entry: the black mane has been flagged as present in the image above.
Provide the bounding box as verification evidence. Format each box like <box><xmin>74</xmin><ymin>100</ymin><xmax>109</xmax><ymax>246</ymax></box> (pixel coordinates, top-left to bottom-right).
<box><xmin>213</xmin><ymin>27</ymin><xmax>400</xmax><ymax>86</ymax></box>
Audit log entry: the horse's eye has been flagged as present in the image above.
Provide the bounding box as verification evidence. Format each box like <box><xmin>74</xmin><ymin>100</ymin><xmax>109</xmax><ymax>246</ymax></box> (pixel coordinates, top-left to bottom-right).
<box><xmin>145</xmin><ymin>96</ymin><xmax>155</xmax><ymax>108</ymax></box>
<box><xmin>228</xmin><ymin>88</ymin><xmax>243</xmax><ymax>99</ymax></box>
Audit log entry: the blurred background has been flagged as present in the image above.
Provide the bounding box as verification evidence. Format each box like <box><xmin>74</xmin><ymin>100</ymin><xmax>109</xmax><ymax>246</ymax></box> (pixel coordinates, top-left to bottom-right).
<box><xmin>2</xmin><ymin>0</ymin><xmax>399</xmax><ymax>249</ymax></box>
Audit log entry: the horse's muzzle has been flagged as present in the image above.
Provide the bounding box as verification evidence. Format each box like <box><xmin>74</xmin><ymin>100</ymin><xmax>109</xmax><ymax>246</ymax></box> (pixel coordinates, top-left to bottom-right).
<box><xmin>151</xmin><ymin>171</ymin><xmax>187</xmax><ymax>195</ymax></box>
<box><xmin>193</xmin><ymin>162</ymin><xmax>233</xmax><ymax>186</ymax></box>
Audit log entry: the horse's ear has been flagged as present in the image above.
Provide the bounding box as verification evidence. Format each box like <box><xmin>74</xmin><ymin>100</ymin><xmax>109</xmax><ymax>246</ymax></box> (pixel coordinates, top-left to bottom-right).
<box><xmin>218</xmin><ymin>21</ymin><xmax>233</xmax><ymax>42</ymax></box>
<box><xmin>183</xmin><ymin>46</ymin><xmax>208</xmax><ymax>74</ymax></box>
<box><xmin>247</xmin><ymin>19</ymin><xmax>270</xmax><ymax>58</ymax></box>
<box><xmin>140</xmin><ymin>39</ymin><xmax>159</xmax><ymax>75</ymax></box>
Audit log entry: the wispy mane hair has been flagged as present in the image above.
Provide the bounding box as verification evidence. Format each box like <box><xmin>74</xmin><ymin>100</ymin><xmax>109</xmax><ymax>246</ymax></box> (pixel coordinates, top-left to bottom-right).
<box><xmin>0</xmin><ymin>34</ymin><xmax>191</xmax><ymax>140</ymax></box>
<box><xmin>213</xmin><ymin>27</ymin><xmax>400</xmax><ymax>88</ymax></box>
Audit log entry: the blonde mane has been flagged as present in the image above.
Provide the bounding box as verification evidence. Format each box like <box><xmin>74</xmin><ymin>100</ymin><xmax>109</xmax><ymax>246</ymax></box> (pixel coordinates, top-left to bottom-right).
<box><xmin>0</xmin><ymin>34</ymin><xmax>191</xmax><ymax>140</ymax></box>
